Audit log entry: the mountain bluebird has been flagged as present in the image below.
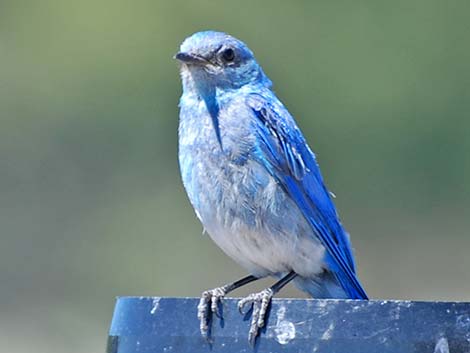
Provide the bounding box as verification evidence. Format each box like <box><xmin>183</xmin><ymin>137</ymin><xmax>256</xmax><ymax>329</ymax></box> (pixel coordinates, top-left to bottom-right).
<box><xmin>175</xmin><ymin>31</ymin><xmax>368</xmax><ymax>344</ymax></box>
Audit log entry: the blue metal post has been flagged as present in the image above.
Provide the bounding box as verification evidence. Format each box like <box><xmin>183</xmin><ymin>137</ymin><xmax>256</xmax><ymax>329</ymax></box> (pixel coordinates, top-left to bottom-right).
<box><xmin>107</xmin><ymin>297</ymin><xmax>470</xmax><ymax>353</ymax></box>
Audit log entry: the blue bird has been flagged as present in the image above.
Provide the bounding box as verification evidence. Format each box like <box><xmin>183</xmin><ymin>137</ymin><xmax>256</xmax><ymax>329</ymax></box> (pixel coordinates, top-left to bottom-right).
<box><xmin>175</xmin><ymin>31</ymin><xmax>368</xmax><ymax>344</ymax></box>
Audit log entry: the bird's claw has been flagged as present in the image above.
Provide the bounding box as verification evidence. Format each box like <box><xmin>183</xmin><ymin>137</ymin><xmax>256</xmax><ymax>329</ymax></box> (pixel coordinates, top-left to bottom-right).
<box><xmin>197</xmin><ymin>286</ymin><xmax>227</xmax><ymax>340</ymax></box>
<box><xmin>237</xmin><ymin>288</ymin><xmax>274</xmax><ymax>345</ymax></box>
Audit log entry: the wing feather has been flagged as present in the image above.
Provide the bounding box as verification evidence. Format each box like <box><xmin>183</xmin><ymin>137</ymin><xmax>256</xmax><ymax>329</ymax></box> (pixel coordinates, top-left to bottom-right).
<box><xmin>247</xmin><ymin>93</ymin><xmax>367</xmax><ymax>299</ymax></box>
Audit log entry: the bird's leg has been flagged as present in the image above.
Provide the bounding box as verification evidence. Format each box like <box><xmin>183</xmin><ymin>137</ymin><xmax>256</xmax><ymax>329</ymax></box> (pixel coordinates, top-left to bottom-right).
<box><xmin>238</xmin><ymin>271</ymin><xmax>297</xmax><ymax>345</ymax></box>
<box><xmin>198</xmin><ymin>274</ymin><xmax>259</xmax><ymax>341</ymax></box>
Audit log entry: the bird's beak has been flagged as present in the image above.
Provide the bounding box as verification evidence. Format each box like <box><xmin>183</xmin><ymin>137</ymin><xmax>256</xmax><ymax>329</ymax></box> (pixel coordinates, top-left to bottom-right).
<box><xmin>174</xmin><ymin>52</ymin><xmax>208</xmax><ymax>65</ymax></box>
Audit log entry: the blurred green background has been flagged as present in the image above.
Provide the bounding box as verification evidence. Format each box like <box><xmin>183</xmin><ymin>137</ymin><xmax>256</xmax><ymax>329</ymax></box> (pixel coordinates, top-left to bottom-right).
<box><xmin>1</xmin><ymin>0</ymin><xmax>469</xmax><ymax>352</ymax></box>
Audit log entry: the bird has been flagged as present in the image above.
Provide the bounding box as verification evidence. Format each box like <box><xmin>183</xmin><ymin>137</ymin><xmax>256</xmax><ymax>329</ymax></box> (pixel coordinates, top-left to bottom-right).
<box><xmin>175</xmin><ymin>30</ymin><xmax>368</xmax><ymax>344</ymax></box>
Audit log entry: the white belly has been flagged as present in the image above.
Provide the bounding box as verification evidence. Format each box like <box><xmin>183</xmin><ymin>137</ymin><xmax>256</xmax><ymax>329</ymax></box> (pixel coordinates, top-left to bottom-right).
<box><xmin>206</xmin><ymin>219</ymin><xmax>326</xmax><ymax>278</ymax></box>
<box><xmin>195</xmin><ymin>161</ymin><xmax>326</xmax><ymax>279</ymax></box>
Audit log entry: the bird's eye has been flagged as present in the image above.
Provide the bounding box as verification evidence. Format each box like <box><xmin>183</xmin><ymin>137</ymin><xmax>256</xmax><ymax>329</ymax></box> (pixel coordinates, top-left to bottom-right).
<box><xmin>221</xmin><ymin>48</ymin><xmax>235</xmax><ymax>62</ymax></box>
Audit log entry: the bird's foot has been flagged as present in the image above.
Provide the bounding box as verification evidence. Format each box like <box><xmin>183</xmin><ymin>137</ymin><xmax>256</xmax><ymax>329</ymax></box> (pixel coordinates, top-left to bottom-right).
<box><xmin>238</xmin><ymin>288</ymin><xmax>274</xmax><ymax>345</ymax></box>
<box><xmin>197</xmin><ymin>286</ymin><xmax>228</xmax><ymax>340</ymax></box>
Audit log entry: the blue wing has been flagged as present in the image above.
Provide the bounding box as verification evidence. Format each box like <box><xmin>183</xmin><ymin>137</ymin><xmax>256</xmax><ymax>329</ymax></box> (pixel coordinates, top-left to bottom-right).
<box><xmin>247</xmin><ymin>92</ymin><xmax>368</xmax><ymax>299</ymax></box>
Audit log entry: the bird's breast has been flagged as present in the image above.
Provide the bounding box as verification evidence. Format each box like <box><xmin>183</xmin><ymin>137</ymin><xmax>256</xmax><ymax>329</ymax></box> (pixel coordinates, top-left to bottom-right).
<box><xmin>178</xmin><ymin>99</ymin><xmax>261</xmax><ymax>228</ymax></box>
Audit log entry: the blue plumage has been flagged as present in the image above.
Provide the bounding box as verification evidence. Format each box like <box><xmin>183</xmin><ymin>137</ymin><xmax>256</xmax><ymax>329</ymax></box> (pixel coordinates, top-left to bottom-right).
<box><xmin>176</xmin><ymin>30</ymin><xmax>367</xmax><ymax>342</ymax></box>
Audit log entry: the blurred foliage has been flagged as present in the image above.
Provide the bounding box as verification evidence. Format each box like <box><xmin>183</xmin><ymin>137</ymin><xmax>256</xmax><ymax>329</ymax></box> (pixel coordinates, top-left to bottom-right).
<box><xmin>1</xmin><ymin>1</ymin><xmax>469</xmax><ymax>352</ymax></box>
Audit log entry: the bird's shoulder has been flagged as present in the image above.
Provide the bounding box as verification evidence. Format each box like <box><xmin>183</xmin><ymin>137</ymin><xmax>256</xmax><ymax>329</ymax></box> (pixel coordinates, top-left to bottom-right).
<box><xmin>239</xmin><ymin>89</ymin><xmax>313</xmax><ymax>181</ymax></box>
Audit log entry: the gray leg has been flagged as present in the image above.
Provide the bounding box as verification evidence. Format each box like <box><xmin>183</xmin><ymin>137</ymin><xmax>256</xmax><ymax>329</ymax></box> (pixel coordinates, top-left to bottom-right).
<box><xmin>197</xmin><ymin>275</ymin><xmax>259</xmax><ymax>341</ymax></box>
<box><xmin>238</xmin><ymin>271</ymin><xmax>297</xmax><ymax>345</ymax></box>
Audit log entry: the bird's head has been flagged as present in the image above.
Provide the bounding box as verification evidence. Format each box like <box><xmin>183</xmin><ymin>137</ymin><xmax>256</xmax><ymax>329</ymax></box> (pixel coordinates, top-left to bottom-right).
<box><xmin>175</xmin><ymin>31</ymin><xmax>271</xmax><ymax>92</ymax></box>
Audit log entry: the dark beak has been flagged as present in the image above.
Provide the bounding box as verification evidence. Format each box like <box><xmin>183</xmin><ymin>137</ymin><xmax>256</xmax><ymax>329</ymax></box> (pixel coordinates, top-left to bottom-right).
<box><xmin>174</xmin><ymin>52</ymin><xmax>208</xmax><ymax>65</ymax></box>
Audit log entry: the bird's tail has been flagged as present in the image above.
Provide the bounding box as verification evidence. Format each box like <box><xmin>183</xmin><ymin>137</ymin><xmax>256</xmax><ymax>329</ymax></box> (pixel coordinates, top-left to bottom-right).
<box><xmin>293</xmin><ymin>271</ymin><xmax>367</xmax><ymax>299</ymax></box>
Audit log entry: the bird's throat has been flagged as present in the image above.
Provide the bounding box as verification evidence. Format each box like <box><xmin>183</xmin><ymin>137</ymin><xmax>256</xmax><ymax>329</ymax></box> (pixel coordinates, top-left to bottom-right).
<box><xmin>183</xmin><ymin>67</ymin><xmax>224</xmax><ymax>150</ymax></box>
